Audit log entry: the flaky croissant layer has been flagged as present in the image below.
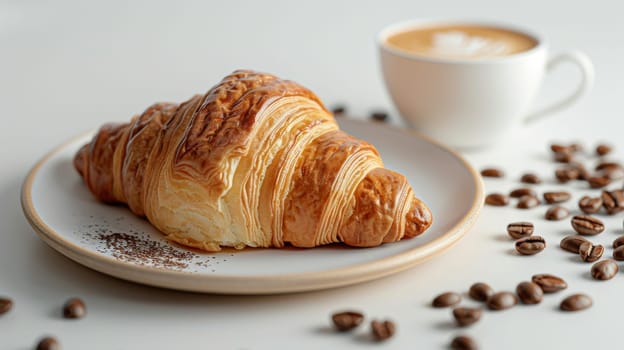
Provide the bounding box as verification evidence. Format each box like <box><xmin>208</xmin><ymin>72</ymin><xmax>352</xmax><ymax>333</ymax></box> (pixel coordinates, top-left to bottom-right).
<box><xmin>75</xmin><ymin>70</ymin><xmax>432</xmax><ymax>251</ymax></box>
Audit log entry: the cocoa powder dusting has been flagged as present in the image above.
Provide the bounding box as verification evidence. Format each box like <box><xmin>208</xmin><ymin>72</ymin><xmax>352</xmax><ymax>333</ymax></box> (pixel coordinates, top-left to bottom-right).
<box><xmin>97</xmin><ymin>232</ymin><xmax>195</xmax><ymax>269</ymax></box>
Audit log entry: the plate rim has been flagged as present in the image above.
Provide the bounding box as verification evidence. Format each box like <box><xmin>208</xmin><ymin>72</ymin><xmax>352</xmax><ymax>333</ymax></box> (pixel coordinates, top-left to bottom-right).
<box><xmin>21</xmin><ymin>119</ymin><xmax>484</xmax><ymax>294</ymax></box>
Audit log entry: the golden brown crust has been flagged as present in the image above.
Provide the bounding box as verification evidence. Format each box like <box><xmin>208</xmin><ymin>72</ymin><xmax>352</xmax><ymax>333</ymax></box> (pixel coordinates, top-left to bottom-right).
<box><xmin>174</xmin><ymin>71</ymin><xmax>325</xmax><ymax>193</ymax></box>
<box><xmin>74</xmin><ymin>69</ymin><xmax>432</xmax><ymax>251</ymax></box>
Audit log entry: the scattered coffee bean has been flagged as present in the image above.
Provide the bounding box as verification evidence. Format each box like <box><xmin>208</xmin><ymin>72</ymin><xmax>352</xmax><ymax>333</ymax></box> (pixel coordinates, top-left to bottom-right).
<box><xmin>543</xmin><ymin>191</ymin><xmax>571</xmax><ymax>204</ymax></box>
<box><xmin>517</xmin><ymin>195</ymin><xmax>540</xmax><ymax>209</ymax></box>
<box><xmin>591</xmin><ymin>259</ymin><xmax>618</xmax><ymax>280</ymax></box>
<box><xmin>468</xmin><ymin>282</ymin><xmax>494</xmax><ymax>301</ymax></box>
<box><xmin>532</xmin><ymin>274</ymin><xmax>568</xmax><ymax>293</ymax></box>
<box><xmin>0</xmin><ymin>297</ymin><xmax>12</xmax><ymax>315</ymax></box>
<box><xmin>507</xmin><ymin>222</ymin><xmax>534</xmax><ymax>240</ymax></box>
<box><xmin>451</xmin><ymin>335</ymin><xmax>478</xmax><ymax>350</ymax></box>
<box><xmin>545</xmin><ymin>206</ymin><xmax>570</xmax><ymax>221</ymax></box>
<box><xmin>551</xmin><ymin>144</ymin><xmax>574</xmax><ymax>154</ymax></box>
<box><xmin>510</xmin><ymin>188</ymin><xmax>536</xmax><ymax>198</ymax></box>
<box><xmin>331</xmin><ymin>105</ymin><xmax>346</xmax><ymax>115</ymax></box>
<box><xmin>36</xmin><ymin>337</ymin><xmax>60</xmax><ymax>350</ymax></box>
<box><xmin>486</xmin><ymin>291</ymin><xmax>518</xmax><ymax>310</ymax></box>
<box><xmin>554</xmin><ymin>151</ymin><xmax>574</xmax><ymax>163</ymax></box>
<box><xmin>452</xmin><ymin>307</ymin><xmax>482</xmax><ymax>326</ymax></box>
<box><xmin>468</xmin><ymin>282</ymin><xmax>494</xmax><ymax>302</ymax></box>
<box><xmin>602</xmin><ymin>189</ymin><xmax>624</xmax><ymax>215</ymax></box>
<box><xmin>612</xmin><ymin>236</ymin><xmax>624</xmax><ymax>249</ymax></box>
<box><xmin>596</xmin><ymin>144</ymin><xmax>612</xmax><ymax>156</ymax></box>
<box><xmin>515</xmin><ymin>236</ymin><xmax>546</xmax><ymax>255</ymax></box>
<box><xmin>371</xmin><ymin>320</ymin><xmax>395</xmax><ymax>341</ymax></box>
<box><xmin>481</xmin><ymin>168</ymin><xmax>504</xmax><ymax>178</ymax></box>
<box><xmin>370</xmin><ymin>111</ymin><xmax>388</xmax><ymax>122</ymax></box>
<box><xmin>485</xmin><ymin>193</ymin><xmax>509</xmax><ymax>206</ymax></box>
<box><xmin>432</xmin><ymin>292</ymin><xmax>461</xmax><ymax>308</ymax></box>
<box><xmin>560</xmin><ymin>235</ymin><xmax>590</xmax><ymax>253</ymax></box>
<box><xmin>520</xmin><ymin>173</ymin><xmax>541</xmax><ymax>184</ymax></box>
<box><xmin>560</xmin><ymin>294</ymin><xmax>592</xmax><ymax>311</ymax></box>
<box><xmin>613</xmin><ymin>245</ymin><xmax>624</xmax><ymax>261</ymax></box>
<box><xmin>555</xmin><ymin>167</ymin><xmax>579</xmax><ymax>183</ymax></box>
<box><xmin>588</xmin><ymin>175</ymin><xmax>611</xmax><ymax>189</ymax></box>
<box><xmin>571</xmin><ymin>215</ymin><xmax>605</xmax><ymax>235</ymax></box>
<box><xmin>596</xmin><ymin>161</ymin><xmax>623</xmax><ymax>172</ymax></box>
<box><xmin>516</xmin><ymin>281</ymin><xmax>543</xmax><ymax>304</ymax></box>
<box><xmin>578</xmin><ymin>196</ymin><xmax>603</xmax><ymax>214</ymax></box>
<box><xmin>63</xmin><ymin>298</ymin><xmax>86</xmax><ymax>319</ymax></box>
<box><xmin>578</xmin><ymin>242</ymin><xmax>604</xmax><ymax>262</ymax></box>
<box><xmin>331</xmin><ymin>311</ymin><xmax>364</xmax><ymax>331</ymax></box>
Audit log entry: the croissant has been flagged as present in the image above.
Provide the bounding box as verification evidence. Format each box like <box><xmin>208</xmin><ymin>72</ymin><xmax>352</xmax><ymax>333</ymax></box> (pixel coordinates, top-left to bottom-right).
<box><xmin>74</xmin><ymin>70</ymin><xmax>432</xmax><ymax>251</ymax></box>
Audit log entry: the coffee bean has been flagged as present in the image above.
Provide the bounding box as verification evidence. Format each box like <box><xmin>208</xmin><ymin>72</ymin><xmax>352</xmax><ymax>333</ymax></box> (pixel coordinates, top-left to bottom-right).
<box><xmin>560</xmin><ymin>294</ymin><xmax>592</xmax><ymax>311</ymax></box>
<box><xmin>36</xmin><ymin>337</ymin><xmax>60</xmax><ymax>350</ymax></box>
<box><xmin>63</xmin><ymin>298</ymin><xmax>86</xmax><ymax>319</ymax></box>
<box><xmin>486</xmin><ymin>292</ymin><xmax>518</xmax><ymax>310</ymax></box>
<box><xmin>507</xmin><ymin>222</ymin><xmax>534</xmax><ymax>240</ymax></box>
<box><xmin>485</xmin><ymin>193</ymin><xmax>508</xmax><ymax>206</ymax></box>
<box><xmin>555</xmin><ymin>167</ymin><xmax>580</xmax><ymax>183</ymax></box>
<box><xmin>545</xmin><ymin>206</ymin><xmax>570</xmax><ymax>221</ymax></box>
<box><xmin>516</xmin><ymin>281</ymin><xmax>543</xmax><ymax>305</ymax></box>
<box><xmin>543</xmin><ymin>191</ymin><xmax>571</xmax><ymax>204</ymax></box>
<box><xmin>551</xmin><ymin>144</ymin><xmax>575</xmax><ymax>154</ymax></box>
<box><xmin>371</xmin><ymin>320</ymin><xmax>395</xmax><ymax>341</ymax></box>
<box><xmin>613</xmin><ymin>236</ymin><xmax>624</xmax><ymax>249</ymax></box>
<box><xmin>520</xmin><ymin>173</ymin><xmax>542</xmax><ymax>184</ymax></box>
<box><xmin>0</xmin><ymin>297</ymin><xmax>12</xmax><ymax>315</ymax></box>
<box><xmin>613</xmin><ymin>245</ymin><xmax>624</xmax><ymax>261</ymax></box>
<box><xmin>596</xmin><ymin>144</ymin><xmax>612</xmax><ymax>156</ymax></box>
<box><xmin>591</xmin><ymin>259</ymin><xmax>618</xmax><ymax>280</ymax></box>
<box><xmin>432</xmin><ymin>292</ymin><xmax>461</xmax><ymax>308</ymax></box>
<box><xmin>588</xmin><ymin>176</ymin><xmax>611</xmax><ymax>189</ymax></box>
<box><xmin>331</xmin><ymin>311</ymin><xmax>364</xmax><ymax>331</ymax></box>
<box><xmin>602</xmin><ymin>189</ymin><xmax>624</xmax><ymax>215</ymax></box>
<box><xmin>532</xmin><ymin>274</ymin><xmax>568</xmax><ymax>293</ymax></box>
<box><xmin>452</xmin><ymin>307</ymin><xmax>482</xmax><ymax>326</ymax></box>
<box><xmin>571</xmin><ymin>215</ymin><xmax>605</xmax><ymax>235</ymax></box>
<box><xmin>517</xmin><ymin>195</ymin><xmax>540</xmax><ymax>209</ymax></box>
<box><xmin>510</xmin><ymin>188</ymin><xmax>536</xmax><ymax>198</ymax></box>
<box><xmin>468</xmin><ymin>282</ymin><xmax>495</xmax><ymax>302</ymax></box>
<box><xmin>554</xmin><ymin>151</ymin><xmax>574</xmax><ymax>163</ymax></box>
<box><xmin>560</xmin><ymin>235</ymin><xmax>590</xmax><ymax>253</ymax></box>
<box><xmin>370</xmin><ymin>111</ymin><xmax>388</xmax><ymax>122</ymax></box>
<box><xmin>481</xmin><ymin>168</ymin><xmax>504</xmax><ymax>178</ymax></box>
<box><xmin>451</xmin><ymin>335</ymin><xmax>478</xmax><ymax>350</ymax></box>
<box><xmin>578</xmin><ymin>242</ymin><xmax>604</xmax><ymax>262</ymax></box>
<box><xmin>578</xmin><ymin>196</ymin><xmax>603</xmax><ymax>214</ymax></box>
<box><xmin>515</xmin><ymin>236</ymin><xmax>546</xmax><ymax>255</ymax></box>
<box><xmin>596</xmin><ymin>161</ymin><xmax>622</xmax><ymax>171</ymax></box>
<box><xmin>331</xmin><ymin>105</ymin><xmax>346</xmax><ymax>115</ymax></box>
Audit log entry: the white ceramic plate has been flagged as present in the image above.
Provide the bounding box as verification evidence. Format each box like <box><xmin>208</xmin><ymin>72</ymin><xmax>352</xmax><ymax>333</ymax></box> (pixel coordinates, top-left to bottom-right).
<box><xmin>22</xmin><ymin>119</ymin><xmax>483</xmax><ymax>294</ymax></box>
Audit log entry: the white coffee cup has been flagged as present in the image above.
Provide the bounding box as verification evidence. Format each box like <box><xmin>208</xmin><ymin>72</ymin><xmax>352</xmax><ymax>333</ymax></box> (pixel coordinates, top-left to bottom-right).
<box><xmin>378</xmin><ymin>20</ymin><xmax>594</xmax><ymax>148</ymax></box>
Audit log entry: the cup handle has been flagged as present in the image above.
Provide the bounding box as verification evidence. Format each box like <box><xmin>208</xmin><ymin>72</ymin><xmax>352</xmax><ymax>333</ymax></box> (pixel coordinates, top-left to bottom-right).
<box><xmin>524</xmin><ymin>50</ymin><xmax>594</xmax><ymax>124</ymax></box>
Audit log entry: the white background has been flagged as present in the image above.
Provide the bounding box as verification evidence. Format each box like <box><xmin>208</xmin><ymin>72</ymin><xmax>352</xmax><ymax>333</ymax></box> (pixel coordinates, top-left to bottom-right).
<box><xmin>2</xmin><ymin>0</ymin><xmax>624</xmax><ymax>348</ymax></box>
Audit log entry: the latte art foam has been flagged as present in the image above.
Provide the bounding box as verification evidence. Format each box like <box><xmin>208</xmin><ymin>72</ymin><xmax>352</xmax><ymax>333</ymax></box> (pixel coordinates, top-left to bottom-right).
<box><xmin>386</xmin><ymin>24</ymin><xmax>537</xmax><ymax>60</ymax></box>
<box><xmin>430</xmin><ymin>31</ymin><xmax>510</xmax><ymax>58</ymax></box>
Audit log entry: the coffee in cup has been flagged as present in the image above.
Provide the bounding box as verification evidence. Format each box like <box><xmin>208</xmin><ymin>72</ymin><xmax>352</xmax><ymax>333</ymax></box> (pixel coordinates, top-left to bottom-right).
<box><xmin>385</xmin><ymin>24</ymin><xmax>537</xmax><ymax>60</ymax></box>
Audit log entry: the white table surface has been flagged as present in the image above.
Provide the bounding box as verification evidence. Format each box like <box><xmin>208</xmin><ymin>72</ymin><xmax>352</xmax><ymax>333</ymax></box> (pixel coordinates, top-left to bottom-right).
<box><xmin>2</xmin><ymin>0</ymin><xmax>623</xmax><ymax>348</ymax></box>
